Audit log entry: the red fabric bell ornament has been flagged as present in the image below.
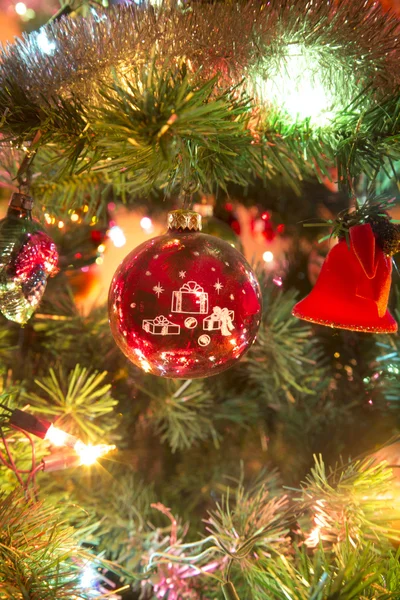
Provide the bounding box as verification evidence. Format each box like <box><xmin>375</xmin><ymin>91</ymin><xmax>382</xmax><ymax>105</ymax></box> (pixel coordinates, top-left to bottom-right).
<box><xmin>292</xmin><ymin>223</ymin><xmax>397</xmax><ymax>333</ymax></box>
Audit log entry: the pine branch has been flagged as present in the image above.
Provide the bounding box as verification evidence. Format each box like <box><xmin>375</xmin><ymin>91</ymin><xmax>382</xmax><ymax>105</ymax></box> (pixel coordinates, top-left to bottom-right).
<box><xmin>0</xmin><ymin>329</ymin><xmax>17</xmax><ymax>375</ymax></box>
<box><xmin>32</xmin><ymin>156</ymin><xmax>114</xmax><ymax>218</ymax></box>
<box><xmin>247</xmin><ymin>277</ymin><xmax>328</xmax><ymax>405</ymax></box>
<box><xmin>205</xmin><ymin>472</ymin><xmax>289</xmax><ymax>565</ymax></box>
<box><xmin>0</xmin><ymin>491</ymin><xmax>89</xmax><ymax>599</ymax></box>
<box><xmin>367</xmin><ymin>292</ymin><xmax>400</xmax><ymax>410</ymax></box>
<box><xmin>335</xmin><ymin>92</ymin><xmax>400</xmax><ymax>184</ymax></box>
<box><xmin>90</xmin><ymin>68</ymin><xmax>259</xmax><ymax>194</ymax></box>
<box><xmin>39</xmin><ymin>467</ymin><xmax>157</xmax><ymax>573</ymax></box>
<box><xmin>298</xmin><ymin>456</ymin><xmax>400</xmax><ymax>547</ymax></box>
<box><xmin>138</xmin><ymin>378</ymin><xmax>219</xmax><ymax>453</ymax></box>
<box><xmin>26</xmin><ymin>285</ymin><xmax>116</xmax><ymax>375</ymax></box>
<box><xmin>248</xmin><ymin>544</ymin><xmax>400</xmax><ymax>600</ymax></box>
<box><xmin>21</xmin><ymin>364</ymin><xmax>119</xmax><ymax>442</ymax></box>
<box><xmin>146</xmin><ymin>456</ymin><xmax>400</xmax><ymax>599</ymax></box>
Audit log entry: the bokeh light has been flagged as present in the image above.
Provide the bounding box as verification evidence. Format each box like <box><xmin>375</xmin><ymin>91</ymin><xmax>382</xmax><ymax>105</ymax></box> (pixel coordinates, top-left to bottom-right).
<box><xmin>108</xmin><ymin>225</ymin><xmax>126</xmax><ymax>247</ymax></box>
<box><xmin>263</xmin><ymin>251</ymin><xmax>274</xmax><ymax>263</ymax></box>
<box><xmin>140</xmin><ymin>216</ymin><xmax>154</xmax><ymax>233</ymax></box>
<box><xmin>15</xmin><ymin>2</ymin><xmax>27</xmax><ymax>15</ymax></box>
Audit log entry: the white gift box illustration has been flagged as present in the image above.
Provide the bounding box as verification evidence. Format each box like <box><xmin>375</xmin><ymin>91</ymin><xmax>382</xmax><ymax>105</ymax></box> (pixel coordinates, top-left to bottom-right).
<box><xmin>143</xmin><ymin>315</ymin><xmax>180</xmax><ymax>335</ymax></box>
<box><xmin>172</xmin><ymin>281</ymin><xmax>209</xmax><ymax>314</ymax></box>
<box><xmin>203</xmin><ymin>306</ymin><xmax>235</xmax><ymax>336</ymax></box>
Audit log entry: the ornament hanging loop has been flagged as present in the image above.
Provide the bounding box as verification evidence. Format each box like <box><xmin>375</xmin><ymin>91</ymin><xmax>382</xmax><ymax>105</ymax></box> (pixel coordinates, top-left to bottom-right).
<box><xmin>179</xmin><ymin>181</ymin><xmax>198</xmax><ymax>210</ymax></box>
<box><xmin>221</xmin><ymin>581</ymin><xmax>241</xmax><ymax>600</ymax></box>
<box><xmin>16</xmin><ymin>131</ymin><xmax>42</xmax><ymax>194</ymax></box>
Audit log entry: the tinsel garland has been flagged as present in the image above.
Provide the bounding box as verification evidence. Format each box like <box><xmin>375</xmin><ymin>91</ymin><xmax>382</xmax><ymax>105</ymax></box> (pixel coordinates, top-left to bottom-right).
<box><xmin>0</xmin><ymin>0</ymin><xmax>399</xmax><ymax>197</ymax></box>
<box><xmin>0</xmin><ymin>0</ymin><xmax>399</xmax><ymax>124</ymax></box>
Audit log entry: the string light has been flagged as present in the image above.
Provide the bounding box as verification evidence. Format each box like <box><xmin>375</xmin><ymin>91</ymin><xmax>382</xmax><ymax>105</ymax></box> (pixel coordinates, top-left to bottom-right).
<box><xmin>45</xmin><ymin>424</ymin><xmax>76</xmax><ymax>448</ymax></box>
<box><xmin>9</xmin><ymin>408</ymin><xmax>116</xmax><ymax>470</ymax></box>
<box><xmin>78</xmin><ymin>564</ymin><xmax>121</xmax><ymax>598</ymax></box>
<box><xmin>74</xmin><ymin>441</ymin><xmax>115</xmax><ymax>466</ymax></box>
<box><xmin>80</xmin><ymin>565</ymin><xmax>97</xmax><ymax>589</ymax></box>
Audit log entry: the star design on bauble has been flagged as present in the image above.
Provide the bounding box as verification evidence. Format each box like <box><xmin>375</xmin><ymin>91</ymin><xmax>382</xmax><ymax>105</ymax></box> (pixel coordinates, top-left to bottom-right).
<box><xmin>214</xmin><ymin>279</ymin><xmax>223</xmax><ymax>294</ymax></box>
<box><xmin>153</xmin><ymin>282</ymin><xmax>164</xmax><ymax>298</ymax></box>
<box><xmin>179</xmin><ymin>270</ymin><xmax>186</xmax><ymax>279</ymax></box>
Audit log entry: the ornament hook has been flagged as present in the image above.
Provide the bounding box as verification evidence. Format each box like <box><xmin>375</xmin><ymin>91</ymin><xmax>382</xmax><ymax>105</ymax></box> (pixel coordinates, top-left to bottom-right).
<box><xmin>180</xmin><ymin>181</ymin><xmax>198</xmax><ymax>209</ymax></box>
<box><xmin>16</xmin><ymin>131</ymin><xmax>42</xmax><ymax>194</ymax></box>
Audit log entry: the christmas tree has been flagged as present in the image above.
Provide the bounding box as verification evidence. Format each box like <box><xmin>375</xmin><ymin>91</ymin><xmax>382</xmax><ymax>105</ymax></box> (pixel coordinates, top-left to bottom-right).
<box><xmin>1</xmin><ymin>1</ymin><xmax>400</xmax><ymax>598</ymax></box>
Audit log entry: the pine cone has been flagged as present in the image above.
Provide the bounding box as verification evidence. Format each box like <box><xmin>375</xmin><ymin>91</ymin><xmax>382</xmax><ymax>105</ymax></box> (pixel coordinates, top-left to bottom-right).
<box><xmin>369</xmin><ymin>215</ymin><xmax>400</xmax><ymax>256</ymax></box>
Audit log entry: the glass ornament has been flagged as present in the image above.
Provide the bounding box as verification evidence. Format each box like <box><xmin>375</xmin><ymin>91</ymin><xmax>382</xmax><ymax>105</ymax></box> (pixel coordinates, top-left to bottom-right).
<box><xmin>0</xmin><ymin>193</ymin><xmax>58</xmax><ymax>324</ymax></box>
<box><xmin>108</xmin><ymin>210</ymin><xmax>262</xmax><ymax>378</ymax></box>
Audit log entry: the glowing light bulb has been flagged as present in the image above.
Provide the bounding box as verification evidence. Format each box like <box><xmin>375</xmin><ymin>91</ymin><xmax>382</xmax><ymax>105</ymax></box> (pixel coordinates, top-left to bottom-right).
<box><xmin>97</xmin><ymin>244</ymin><xmax>106</xmax><ymax>253</ymax></box>
<box><xmin>263</xmin><ymin>251</ymin><xmax>274</xmax><ymax>263</ymax></box>
<box><xmin>74</xmin><ymin>441</ymin><xmax>115</xmax><ymax>466</ymax></box>
<box><xmin>36</xmin><ymin>30</ymin><xmax>56</xmax><ymax>55</ymax></box>
<box><xmin>140</xmin><ymin>216</ymin><xmax>154</xmax><ymax>233</ymax></box>
<box><xmin>253</xmin><ymin>43</ymin><xmax>348</xmax><ymax>127</ymax></box>
<box><xmin>71</xmin><ymin>213</ymin><xmax>79</xmax><ymax>222</ymax></box>
<box><xmin>108</xmin><ymin>225</ymin><xmax>126</xmax><ymax>248</ymax></box>
<box><xmin>45</xmin><ymin>424</ymin><xmax>77</xmax><ymax>448</ymax></box>
<box><xmin>80</xmin><ymin>565</ymin><xmax>97</xmax><ymax>589</ymax></box>
<box><xmin>15</xmin><ymin>2</ymin><xmax>27</xmax><ymax>15</ymax></box>
<box><xmin>58</xmin><ymin>221</ymin><xmax>64</xmax><ymax>229</ymax></box>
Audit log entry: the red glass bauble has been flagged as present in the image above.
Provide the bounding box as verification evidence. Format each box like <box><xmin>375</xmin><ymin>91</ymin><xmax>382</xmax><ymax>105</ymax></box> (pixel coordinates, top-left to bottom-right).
<box><xmin>0</xmin><ymin>193</ymin><xmax>58</xmax><ymax>324</ymax></box>
<box><xmin>90</xmin><ymin>229</ymin><xmax>106</xmax><ymax>245</ymax></box>
<box><xmin>14</xmin><ymin>231</ymin><xmax>58</xmax><ymax>280</ymax></box>
<box><xmin>108</xmin><ymin>210</ymin><xmax>262</xmax><ymax>378</ymax></box>
<box><xmin>216</xmin><ymin>202</ymin><xmax>241</xmax><ymax>236</ymax></box>
<box><xmin>250</xmin><ymin>211</ymin><xmax>276</xmax><ymax>243</ymax></box>
<box><xmin>292</xmin><ymin>223</ymin><xmax>397</xmax><ymax>333</ymax></box>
